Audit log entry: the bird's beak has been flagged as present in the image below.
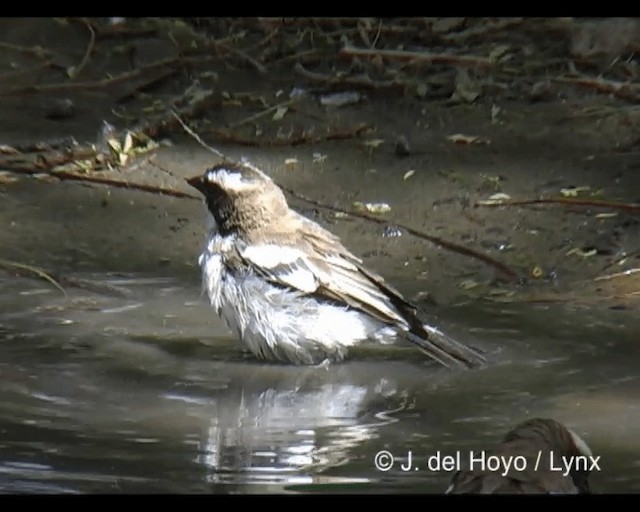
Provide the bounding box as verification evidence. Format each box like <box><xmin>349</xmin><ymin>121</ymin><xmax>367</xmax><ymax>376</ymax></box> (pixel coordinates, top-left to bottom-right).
<box><xmin>186</xmin><ymin>175</ymin><xmax>205</xmax><ymax>193</ymax></box>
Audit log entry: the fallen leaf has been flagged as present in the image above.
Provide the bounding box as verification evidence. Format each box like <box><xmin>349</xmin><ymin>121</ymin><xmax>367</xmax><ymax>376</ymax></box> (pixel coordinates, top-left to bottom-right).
<box><xmin>560</xmin><ymin>186</ymin><xmax>590</xmax><ymax>197</ymax></box>
<box><xmin>0</xmin><ymin>145</ymin><xmax>19</xmax><ymax>155</ymax></box>
<box><xmin>451</xmin><ymin>68</ymin><xmax>481</xmax><ymax>103</ymax></box>
<box><xmin>476</xmin><ymin>193</ymin><xmax>511</xmax><ymax>205</ymax></box>
<box><xmin>458</xmin><ymin>279</ymin><xmax>480</xmax><ymax>290</ymax></box>
<box><xmin>122</xmin><ymin>131</ymin><xmax>134</xmax><ymax>154</ymax></box>
<box><xmin>319</xmin><ymin>91</ymin><xmax>362</xmax><ymax>107</ymax></box>
<box><xmin>312</xmin><ymin>153</ymin><xmax>327</xmax><ymax>164</ymax></box>
<box><xmin>362</xmin><ymin>139</ymin><xmax>385</xmax><ymax>149</ymax></box>
<box><xmin>272</xmin><ymin>106</ymin><xmax>288</xmax><ymax>121</ymax></box>
<box><xmin>403</xmin><ymin>170</ymin><xmax>415</xmax><ymax>180</ymax></box>
<box><xmin>0</xmin><ymin>172</ymin><xmax>19</xmax><ymax>184</ymax></box>
<box><xmin>447</xmin><ymin>133</ymin><xmax>490</xmax><ymax>145</ymax></box>
<box><xmin>531</xmin><ymin>265</ymin><xmax>544</xmax><ymax>278</ymax></box>
<box><xmin>566</xmin><ymin>247</ymin><xmax>598</xmax><ymax>258</ymax></box>
<box><xmin>353</xmin><ymin>201</ymin><xmax>391</xmax><ymax>214</ymax></box>
<box><xmin>489</xmin><ymin>44</ymin><xmax>511</xmax><ymax>62</ymax></box>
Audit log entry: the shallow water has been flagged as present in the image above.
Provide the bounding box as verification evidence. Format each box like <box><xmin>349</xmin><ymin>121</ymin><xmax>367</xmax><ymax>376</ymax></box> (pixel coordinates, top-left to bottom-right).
<box><xmin>0</xmin><ymin>265</ymin><xmax>638</xmax><ymax>494</ymax></box>
<box><xmin>1</xmin><ymin>175</ymin><xmax>639</xmax><ymax>494</ymax></box>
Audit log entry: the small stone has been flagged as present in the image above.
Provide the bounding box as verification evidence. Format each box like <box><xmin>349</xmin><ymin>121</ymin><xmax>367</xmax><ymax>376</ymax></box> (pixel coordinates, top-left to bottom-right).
<box><xmin>395</xmin><ymin>135</ymin><xmax>411</xmax><ymax>157</ymax></box>
<box><xmin>45</xmin><ymin>98</ymin><xmax>75</xmax><ymax>120</ymax></box>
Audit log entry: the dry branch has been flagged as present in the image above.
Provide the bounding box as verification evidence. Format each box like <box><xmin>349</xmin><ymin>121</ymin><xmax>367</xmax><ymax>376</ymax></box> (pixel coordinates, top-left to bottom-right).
<box><xmin>339</xmin><ymin>46</ymin><xmax>494</xmax><ymax>69</ymax></box>
<box><xmin>476</xmin><ymin>197</ymin><xmax>640</xmax><ymax>215</ymax></box>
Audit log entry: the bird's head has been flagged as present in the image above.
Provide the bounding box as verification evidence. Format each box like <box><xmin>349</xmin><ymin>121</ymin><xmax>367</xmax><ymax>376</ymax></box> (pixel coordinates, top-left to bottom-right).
<box><xmin>187</xmin><ymin>161</ymin><xmax>289</xmax><ymax>234</ymax></box>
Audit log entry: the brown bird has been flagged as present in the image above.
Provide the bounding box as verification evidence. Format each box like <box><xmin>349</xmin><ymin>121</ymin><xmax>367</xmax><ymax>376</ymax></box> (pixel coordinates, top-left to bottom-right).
<box><xmin>187</xmin><ymin>160</ymin><xmax>485</xmax><ymax>367</ymax></box>
<box><xmin>446</xmin><ymin>418</ymin><xmax>594</xmax><ymax>494</ymax></box>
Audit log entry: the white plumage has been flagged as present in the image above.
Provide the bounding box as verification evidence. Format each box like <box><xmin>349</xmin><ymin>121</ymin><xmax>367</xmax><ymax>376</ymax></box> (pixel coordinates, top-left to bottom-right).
<box><xmin>199</xmin><ymin>229</ymin><xmax>386</xmax><ymax>365</ymax></box>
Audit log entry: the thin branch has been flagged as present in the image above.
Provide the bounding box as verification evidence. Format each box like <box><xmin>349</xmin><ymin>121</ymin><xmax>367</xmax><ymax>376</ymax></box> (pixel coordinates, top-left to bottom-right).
<box><xmin>0</xmin><ymin>258</ymin><xmax>66</xmax><ymax>295</ymax></box>
<box><xmin>594</xmin><ymin>268</ymin><xmax>640</xmax><ymax>282</ymax></box>
<box><xmin>229</xmin><ymin>98</ymin><xmax>297</xmax><ymax>129</ymax></box>
<box><xmin>51</xmin><ymin>170</ymin><xmax>200</xmax><ymax>199</ymax></box>
<box><xmin>0</xmin><ymin>42</ymin><xmax>53</xmax><ymax>59</ymax></box>
<box><xmin>5</xmin><ymin>163</ymin><xmax>198</xmax><ymax>200</ymax></box>
<box><xmin>170</xmin><ymin>110</ymin><xmax>226</xmax><ymax>158</ymax></box>
<box><xmin>215</xmin><ymin>41</ymin><xmax>268</xmax><ymax>75</ymax></box>
<box><xmin>279</xmin><ymin>186</ymin><xmax>520</xmax><ymax>281</ymax></box>
<box><xmin>68</xmin><ymin>18</ymin><xmax>96</xmax><ymax>79</ymax></box>
<box><xmin>295</xmin><ymin>62</ymin><xmax>401</xmax><ymax>90</ymax></box>
<box><xmin>210</xmin><ymin>123</ymin><xmax>373</xmax><ymax>147</ymax></box>
<box><xmin>0</xmin><ymin>55</ymin><xmax>217</xmax><ymax>96</ymax></box>
<box><xmin>554</xmin><ymin>75</ymin><xmax>640</xmax><ymax>102</ymax></box>
<box><xmin>0</xmin><ymin>258</ymin><xmax>133</xmax><ymax>297</ymax></box>
<box><xmin>339</xmin><ymin>45</ymin><xmax>494</xmax><ymax>69</ymax></box>
<box><xmin>440</xmin><ymin>18</ymin><xmax>524</xmax><ymax>43</ymax></box>
<box><xmin>476</xmin><ymin>197</ymin><xmax>640</xmax><ymax>214</ymax></box>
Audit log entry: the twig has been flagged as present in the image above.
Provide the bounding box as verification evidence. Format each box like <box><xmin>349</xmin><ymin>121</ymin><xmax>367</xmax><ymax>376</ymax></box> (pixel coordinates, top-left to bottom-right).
<box><xmin>170</xmin><ymin>110</ymin><xmax>226</xmax><ymax>158</ymax></box>
<box><xmin>0</xmin><ymin>258</ymin><xmax>66</xmax><ymax>295</ymax></box>
<box><xmin>215</xmin><ymin>41</ymin><xmax>267</xmax><ymax>74</ymax></box>
<box><xmin>554</xmin><ymin>76</ymin><xmax>640</xmax><ymax>102</ymax></box>
<box><xmin>476</xmin><ymin>197</ymin><xmax>640</xmax><ymax>214</ymax></box>
<box><xmin>211</xmin><ymin>123</ymin><xmax>374</xmax><ymax>147</ymax></box>
<box><xmin>0</xmin><ymin>42</ymin><xmax>53</xmax><ymax>59</ymax></box>
<box><xmin>4</xmin><ymin>162</ymin><xmax>198</xmax><ymax>199</ymax></box>
<box><xmin>229</xmin><ymin>98</ymin><xmax>297</xmax><ymax>129</ymax></box>
<box><xmin>136</xmin><ymin>89</ymin><xmax>217</xmax><ymax>139</ymax></box>
<box><xmin>295</xmin><ymin>62</ymin><xmax>401</xmax><ymax>90</ymax></box>
<box><xmin>0</xmin><ymin>60</ymin><xmax>54</xmax><ymax>82</ymax></box>
<box><xmin>440</xmin><ymin>18</ymin><xmax>524</xmax><ymax>43</ymax></box>
<box><xmin>0</xmin><ymin>257</ymin><xmax>133</xmax><ymax>297</ymax></box>
<box><xmin>51</xmin><ymin>170</ymin><xmax>199</xmax><ymax>199</ymax></box>
<box><xmin>68</xmin><ymin>18</ymin><xmax>96</xmax><ymax>79</ymax></box>
<box><xmin>339</xmin><ymin>45</ymin><xmax>494</xmax><ymax>69</ymax></box>
<box><xmin>269</xmin><ymin>49</ymin><xmax>322</xmax><ymax>66</ymax></box>
<box><xmin>599</xmin><ymin>250</ymin><xmax>640</xmax><ymax>272</ymax></box>
<box><xmin>594</xmin><ymin>268</ymin><xmax>640</xmax><ymax>282</ymax></box>
<box><xmin>279</xmin><ymin>187</ymin><xmax>520</xmax><ymax>281</ymax></box>
<box><xmin>0</xmin><ymin>55</ymin><xmax>217</xmax><ymax>96</ymax></box>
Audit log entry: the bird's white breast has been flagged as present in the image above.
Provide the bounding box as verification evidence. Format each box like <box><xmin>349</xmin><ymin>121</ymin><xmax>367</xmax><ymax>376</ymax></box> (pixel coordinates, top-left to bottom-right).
<box><xmin>198</xmin><ymin>231</ymin><xmax>394</xmax><ymax>364</ymax></box>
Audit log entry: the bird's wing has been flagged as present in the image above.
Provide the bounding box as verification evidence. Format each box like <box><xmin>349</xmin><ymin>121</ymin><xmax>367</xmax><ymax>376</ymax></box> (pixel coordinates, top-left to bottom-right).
<box><xmin>237</xmin><ymin>241</ymin><xmax>410</xmax><ymax>327</ymax></box>
<box><xmin>237</xmin><ymin>217</ymin><xmax>485</xmax><ymax>369</ymax></box>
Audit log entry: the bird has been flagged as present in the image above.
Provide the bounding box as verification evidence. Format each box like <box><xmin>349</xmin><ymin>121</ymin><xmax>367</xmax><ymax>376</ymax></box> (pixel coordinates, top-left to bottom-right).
<box><xmin>186</xmin><ymin>160</ymin><xmax>485</xmax><ymax>368</ymax></box>
<box><xmin>446</xmin><ymin>418</ymin><xmax>593</xmax><ymax>494</ymax></box>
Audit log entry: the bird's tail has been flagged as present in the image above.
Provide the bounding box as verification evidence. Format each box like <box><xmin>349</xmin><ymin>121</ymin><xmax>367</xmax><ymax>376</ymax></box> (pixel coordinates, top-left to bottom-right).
<box><xmin>405</xmin><ymin>324</ymin><xmax>485</xmax><ymax>369</ymax></box>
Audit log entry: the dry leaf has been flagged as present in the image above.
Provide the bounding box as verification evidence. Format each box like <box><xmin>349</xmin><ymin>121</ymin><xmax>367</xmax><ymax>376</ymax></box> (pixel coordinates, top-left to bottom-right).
<box><xmin>0</xmin><ymin>145</ymin><xmax>19</xmax><ymax>155</ymax></box>
<box><xmin>447</xmin><ymin>134</ymin><xmax>490</xmax><ymax>145</ymax></box>
<box><xmin>353</xmin><ymin>201</ymin><xmax>391</xmax><ymax>214</ymax></box>
<box><xmin>312</xmin><ymin>153</ymin><xmax>327</xmax><ymax>164</ymax></box>
<box><xmin>0</xmin><ymin>172</ymin><xmax>19</xmax><ymax>184</ymax></box>
<box><xmin>566</xmin><ymin>247</ymin><xmax>598</xmax><ymax>258</ymax></box>
<box><xmin>560</xmin><ymin>186</ymin><xmax>590</xmax><ymax>197</ymax></box>
<box><xmin>272</xmin><ymin>107</ymin><xmax>288</xmax><ymax>121</ymax></box>
<box><xmin>476</xmin><ymin>193</ymin><xmax>511</xmax><ymax>205</ymax></box>
<box><xmin>451</xmin><ymin>68</ymin><xmax>481</xmax><ymax>103</ymax></box>
<box><xmin>458</xmin><ymin>279</ymin><xmax>480</xmax><ymax>290</ymax></box>
<box><xmin>362</xmin><ymin>139</ymin><xmax>385</xmax><ymax>149</ymax></box>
